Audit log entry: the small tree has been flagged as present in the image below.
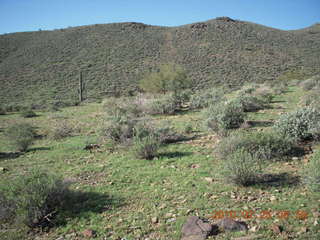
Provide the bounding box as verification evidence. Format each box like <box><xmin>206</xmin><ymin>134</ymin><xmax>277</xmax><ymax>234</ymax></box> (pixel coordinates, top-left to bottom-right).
<box><xmin>139</xmin><ymin>64</ymin><xmax>191</xmax><ymax>94</ymax></box>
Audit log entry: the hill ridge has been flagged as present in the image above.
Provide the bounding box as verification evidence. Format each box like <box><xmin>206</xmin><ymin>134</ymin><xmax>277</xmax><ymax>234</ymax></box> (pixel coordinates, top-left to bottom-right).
<box><xmin>0</xmin><ymin>17</ymin><xmax>319</xmax><ymax>105</ymax></box>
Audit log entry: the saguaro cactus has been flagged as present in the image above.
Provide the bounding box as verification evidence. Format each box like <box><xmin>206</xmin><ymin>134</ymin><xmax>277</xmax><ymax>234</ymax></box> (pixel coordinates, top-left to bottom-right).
<box><xmin>78</xmin><ymin>70</ymin><xmax>84</xmax><ymax>102</ymax></box>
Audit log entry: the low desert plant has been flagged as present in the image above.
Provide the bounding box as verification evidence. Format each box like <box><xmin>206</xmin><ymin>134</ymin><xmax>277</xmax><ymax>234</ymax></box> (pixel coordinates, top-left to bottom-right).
<box><xmin>103</xmin><ymin>97</ymin><xmax>143</xmax><ymax>118</ymax></box>
<box><xmin>274</xmin><ymin>107</ymin><xmax>320</xmax><ymax>141</ymax></box>
<box><xmin>231</xmin><ymin>94</ymin><xmax>267</xmax><ymax>112</ymax></box>
<box><xmin>100</xmin><ymin>113</ymin><xmax>137</xmax><ymax>144</ymax></box>
<box><xmin>216</xmin><ymin>130</ymin><xmax>295</xmax><ymax>161</ymax></box>
<box><xmin>189</xmin><ymin>88</ymin><xmax>225</xmax><ymax>109</ymax></box>
<box><xmin>303</xmin><ymin>150</ymin><xmax>320</xmax><ymax>193</ymax></box>
<box><xmin>0</xmin><ymin>169</ymin><xmax>69</xmax><ymax>228</ymax></box>
<box><xmin>133</xmin><ymin>133</ymin><xmax>160</xmax><ymax>160</ymax></box>
<box><xmin>49</xmin><ymin>120</ymin><xmax>75</xmax><ymax>140</ymax></box>
<box><xmin>203</xmin><ymin>101</ymin><xmax>245</xmax><ymax>134</ymax></box>
<box><xmin>4</xmin><ymin>123</ymin><xmax>36</xmax><ymax>152</ymax></box>
<box><xmin>144</xmin><ymin>94</ymin><xmax>178</xmax><ymax>115</ymax></box>
<box><xmin>223</xmin><ymin>149</ymin><xmax>261</xmax><ymax>186</ymax></box>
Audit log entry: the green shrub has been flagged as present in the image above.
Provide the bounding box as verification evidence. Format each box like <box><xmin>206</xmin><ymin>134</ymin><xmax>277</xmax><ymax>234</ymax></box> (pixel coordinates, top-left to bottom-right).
<box><xmin>4</xmin><ymin>123</ymin><xmax>36</xmax><ymax>152</ymax></box>
<box><xmin>100</xmin><ymin>114</ymin><xmax>137</xmax><ymax>144</ymax></box>
<box><xmin>203</xmin><ymin>101</ymin><xmax>245</xmax><ymax>134</ymax></box>
<box><xmin>231</xmin><ymin>94</ymin><xmax>267</xmax><ymax>112</ymax></box>
<box><xmin>144</xmin><ymin>94</ymin><xmax>178</xmax><ymax>115</ymax></box>
<box><xmin>189</xmin><ymin>88</ymin><xmax>225</xmax><ymax>109</ymax></box>
<box><xmin>223</xmin><ymin>149</ymin><xmax>260</xmax><ymax>186</ymax></box>
<box><xmin>0</xmin><ymin>170</ymin><xmax>68</xmax><ymax>228</ymax></box>
<box><xmin>274</xmin><ymin>107</ymin><xmax>320</xmax><ymax>141</ymax></box>
<box><xmin>216</xmin><ymin>130</ymin><xmax>295</xmax><ymax>161</ymax></box>
<box><xmin>20</xmin><ymin>109</ymin><xmax>37</xmax><ymax>118</ymax></box>
<box><xmin>303</xmin><ymin>150</ymin><xmax>320</xmax><ymax>192</ymax></box>
<box><xmin>49</xmin><ymin>120</ymin><xmax>75</xmax><ymax>140</ymax></box>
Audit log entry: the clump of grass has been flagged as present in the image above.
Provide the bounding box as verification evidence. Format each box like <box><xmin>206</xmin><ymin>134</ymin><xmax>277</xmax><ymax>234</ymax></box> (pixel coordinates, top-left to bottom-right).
<box><xmin>223</xmin><ymin>149</ymin><xmax>261</xmax><ymax>186</ymax></box>
<box><xmin>0</xmin><ymin>169</ymin><xmax>69</xmax><ymax>229</ymax></box>
<box><xmin>4</xmin><ymin>123</ymin><xmax>36</xmax><ymax>152</ymax></box>
<box><xmin>303</xmin><ymin>150</ymin><xmax>320</xmax><ymax>193</ymax></box>
<box><xmin>274</xmin><ymin>107</ymin><xmax>320</xmax><ymax>142</ymax></box>
<box><xmin>216</xmin><ymin>130</ymin><xmax>295</xmax><ymax>161</ymax></box>
<box><xmin>133</xmin><ymin>134</ymin><xmax>160</xmax><ymax>160</ymax></box>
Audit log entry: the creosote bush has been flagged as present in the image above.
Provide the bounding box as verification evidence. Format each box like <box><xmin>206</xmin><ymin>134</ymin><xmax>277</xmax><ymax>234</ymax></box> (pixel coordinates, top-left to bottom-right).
<box><xmin>274</xmin><ymin>107</ymin><xmax>320</xmax><ymax>142</ymax></box>
<box><xmin>223</xmin><ymin>149</ymin><xmax>260</xmax><ymax>186</ymax></box>
<box><xmin>216</xmin><ymin>130</ymin><xmax>295</xmax><ymax>161</ymax></box>
<box><xmin>4</xmin><ymin>123</ymin><xmax>36</xmax><ymax>152</ymax></box>
<box><xmin>203</xmin><ymin>101</ymin><xmax>245</xmax><ymax>135</ymax></box>
<box><xmin>0</xmin><ymin>169</ymin><xmax>69</xmax><ymax>229</ymax></box>
<box><xmin>303</xmin><ymin>150</ymin><xmax>320</xmax><ymax>193</ymax></box>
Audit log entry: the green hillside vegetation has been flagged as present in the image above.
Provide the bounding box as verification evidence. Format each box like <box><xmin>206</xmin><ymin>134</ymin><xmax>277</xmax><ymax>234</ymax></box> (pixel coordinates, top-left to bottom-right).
<box><xmin>1</xmin><ymin>17</ymin><xmax>320</xmax><ymax>107</ymax></box>
<box><xmin>1</xmin><ymin>79</ymin><xmax>320</xmax><ymax>239</ymax></box>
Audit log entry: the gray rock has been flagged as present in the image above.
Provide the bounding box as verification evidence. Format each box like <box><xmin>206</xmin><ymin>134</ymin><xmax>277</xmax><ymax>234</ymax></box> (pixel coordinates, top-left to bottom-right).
<box><xmin>181</xmin><ymin>216</ymin><xmax>215</xmax><ymax>240</ymax></box>
<box><xmin>215</xmin><ymin>218</ymin><xmax>248</xmax><ymax>232</ymax></box>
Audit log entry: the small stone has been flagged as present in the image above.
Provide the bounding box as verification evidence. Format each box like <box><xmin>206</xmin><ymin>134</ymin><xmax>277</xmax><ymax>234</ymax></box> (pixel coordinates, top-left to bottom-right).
<box><xmin>270</xmin><ymin>196</ymin><xmax>276</xmax><ymax>201</ymax></box>
<box><xmin>165</xmin><ymin>213</ymin><xmax>174</xmax><ymax>218</ymax></box>
<box><xmin>190</xmin><ymin>164</ymin><xmax>200</xmax><ymax>169</ymax></box>
<box><xmin>151</xmin><ymin>217</ymin><xmax>158</xmax><ymax>223</ymax></box>
<box><xmin>167</xmin><ymin>217</ymin><xmax>176</xmax><ymax>223</ymax></box>
<box><xmin>249</xmin><ymin>225</ymin><xmax>258</xmax><ymax>232</ymax></box>
<box><xmin>82</xmin><ymin>229</ymin><xmax>96</xmax><ymax>238</ymax></box>
<box><xmin>181</xmin><ymin>216</ymin><xmax>214</xmax><ymax>240</ymax></box>
<box><xmin>270</xmin><ymin>224</ymin><xmax>282</xmax><ymax>234</ymax></box>
<box><xmin>0</xmin><ymin>167</ymin><xmax>8</xmax><ymax>172</ymax></box>
<box><xmin>292</xmin><ymin>157</ymin><xmax>299</xmax><ymax>161</ymax></box>
<box><xmin>204</xmin><ymin>177</ymin><xmax>214</xmax><ymax>183</ymax></box>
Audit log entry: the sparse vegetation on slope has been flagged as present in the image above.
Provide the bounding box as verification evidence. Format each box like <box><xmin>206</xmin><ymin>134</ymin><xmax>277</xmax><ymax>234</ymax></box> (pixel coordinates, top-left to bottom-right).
<box><xmin>1</xmin><ymin>18</ymin><xmax>320</xmax><ymax>106</ymax></box>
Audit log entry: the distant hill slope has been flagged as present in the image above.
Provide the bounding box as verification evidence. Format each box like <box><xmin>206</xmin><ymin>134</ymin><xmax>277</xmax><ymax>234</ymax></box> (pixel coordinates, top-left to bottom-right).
<box><xmin>0</xmin><ymin>17</ymin><xmax>320</xmax><ymax>105</ymax></box>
